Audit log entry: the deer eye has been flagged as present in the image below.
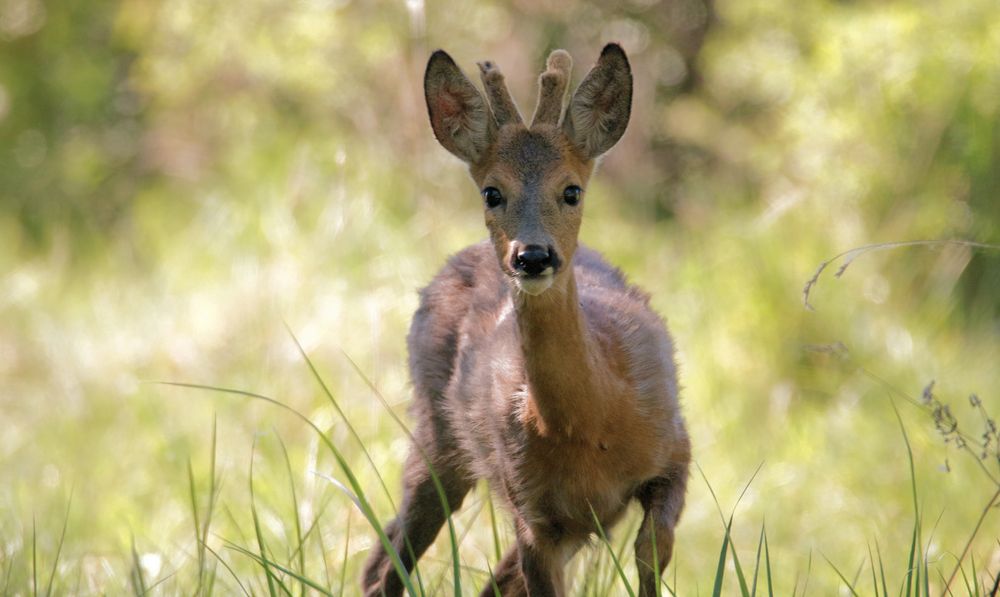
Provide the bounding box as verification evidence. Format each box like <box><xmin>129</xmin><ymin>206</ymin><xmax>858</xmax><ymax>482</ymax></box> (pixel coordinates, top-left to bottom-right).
<box><xmin>482</xmin><ymin>187</ymin><xmax>504</xmax><ymax>208</ymax></box>
<box><xmin>563</xmin><ymin>185</ymin><xmax>582</xmax><ymax>206</ymax></box>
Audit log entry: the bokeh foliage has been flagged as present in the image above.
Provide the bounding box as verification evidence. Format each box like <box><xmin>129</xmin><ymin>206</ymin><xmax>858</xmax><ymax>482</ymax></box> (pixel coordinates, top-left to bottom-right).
<box><xmin>1</xmin><ymin>0</ymin><xmax>998</xmax><ymax>593</ymax></box>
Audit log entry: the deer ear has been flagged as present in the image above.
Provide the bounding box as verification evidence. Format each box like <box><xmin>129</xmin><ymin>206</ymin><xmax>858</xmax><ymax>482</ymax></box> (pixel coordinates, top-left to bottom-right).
<box><xmin>563</xmin><ymin>43</ymin><xmax>632</xmax><ymax>159</ymax></box>
<box><xmin>424</xmin><ymin>50</ymin><xmax>495</xmax><ymax>164</ymax></box>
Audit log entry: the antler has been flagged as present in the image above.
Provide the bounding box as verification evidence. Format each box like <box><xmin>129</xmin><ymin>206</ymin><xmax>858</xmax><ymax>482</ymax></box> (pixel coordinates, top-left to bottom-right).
<box><xmin>478</xmin><ymin>60</ymin><xmax>523</xmax><ymax>127</ymax></box>
<box><xmin>531</xmin><ymin>49</ymin><xmax>573</xmax><ymax>128</ymax></box>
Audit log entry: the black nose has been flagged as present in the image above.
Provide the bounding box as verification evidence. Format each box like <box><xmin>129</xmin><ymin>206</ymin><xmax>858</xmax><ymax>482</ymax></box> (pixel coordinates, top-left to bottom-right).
<box><xmin>514</xmin><ymin>245</ymin><xmax>553</xmax><ymax>276</ymax></box>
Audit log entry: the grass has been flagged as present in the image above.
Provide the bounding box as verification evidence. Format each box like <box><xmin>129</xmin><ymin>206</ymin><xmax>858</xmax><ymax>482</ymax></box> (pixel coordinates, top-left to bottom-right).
<box><xmin>16</xmin><ymin>342</ymin><xmax>976</xmax><ymax>595</ymax></box>
<box><xmin>1</xmin><ymin>320</ymin><xmax>997</xmax><ymax>595</ymax></box>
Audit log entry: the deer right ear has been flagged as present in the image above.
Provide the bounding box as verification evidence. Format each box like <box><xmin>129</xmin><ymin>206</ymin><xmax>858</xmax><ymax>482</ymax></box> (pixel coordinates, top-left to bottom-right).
<box><xmin>424</xmin><ymin>50</ymin><xmax>495</xmax><ymax>164</ymax></box>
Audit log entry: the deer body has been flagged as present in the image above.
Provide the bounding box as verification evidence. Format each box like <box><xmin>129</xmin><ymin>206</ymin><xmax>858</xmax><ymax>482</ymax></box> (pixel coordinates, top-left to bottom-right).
<box><xmin>363</xmin><ymin>45</ymin><xmax>690</xmax><ymax>597</ymax></box>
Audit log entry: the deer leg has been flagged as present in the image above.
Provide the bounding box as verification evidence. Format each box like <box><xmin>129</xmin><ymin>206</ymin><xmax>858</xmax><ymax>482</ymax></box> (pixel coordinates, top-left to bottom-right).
<box><xmin>516</xmin><ymin>520</ymin><xmax>568</xmax><ymax>597</ymax></box>
<box><xmin>361</xmin><ymin>447</ymin><xmax>471</xmax><ymax>597</ymax></box>
<box><xmin>478</xmin><ymin>520</ymin><xmax>571</xmax><ymax>597</ymax></box>
<box><xmin>634</xmin><ymin>463</ymin><xmax>689</xmax><ymax>597</ymax></box>
<box><xmin>480</xmin><ymin>546</ymin><xmax>526</xmax><ymax>597</ymax></box>
<box><xmin>518</xmin><ymin>541</ymin><xmax>559</xmax><ymax>597</ymax></box>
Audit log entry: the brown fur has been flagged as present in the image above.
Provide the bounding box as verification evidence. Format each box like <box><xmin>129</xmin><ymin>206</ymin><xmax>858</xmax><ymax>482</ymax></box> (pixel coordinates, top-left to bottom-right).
<box><xmin>363</xmin><ymin>45</ymin><xmax>690</xmax><ymax>597</ymax></box>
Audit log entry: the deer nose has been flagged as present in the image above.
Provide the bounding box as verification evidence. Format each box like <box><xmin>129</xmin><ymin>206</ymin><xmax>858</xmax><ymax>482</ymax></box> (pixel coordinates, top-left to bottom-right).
<box><xmin>514</xmin><ymin>245</ymin><xmax>553</xmax><ymax>276</ymax></box>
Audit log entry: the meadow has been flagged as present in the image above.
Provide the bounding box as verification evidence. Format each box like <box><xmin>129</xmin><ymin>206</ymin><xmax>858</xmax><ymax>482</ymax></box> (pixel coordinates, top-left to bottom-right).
<box><xmin>1</xmin><ymin>0</ymin><xmax>998</xmax><ymax>594</ymax></box>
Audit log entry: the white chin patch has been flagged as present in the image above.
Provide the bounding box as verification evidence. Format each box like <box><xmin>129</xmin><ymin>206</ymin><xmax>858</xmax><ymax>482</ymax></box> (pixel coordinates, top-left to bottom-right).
<box><xmin>516</xmin><ymin>274</ymin><xmax>554</xmax><ymax>296</ymax></box>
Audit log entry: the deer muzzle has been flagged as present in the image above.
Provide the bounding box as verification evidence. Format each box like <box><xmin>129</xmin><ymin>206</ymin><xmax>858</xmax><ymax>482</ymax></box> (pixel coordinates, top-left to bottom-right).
<box><xmin>510</xmin><ymin>243</ymin><xmax>562</xmax><ymax>295</ymax></box>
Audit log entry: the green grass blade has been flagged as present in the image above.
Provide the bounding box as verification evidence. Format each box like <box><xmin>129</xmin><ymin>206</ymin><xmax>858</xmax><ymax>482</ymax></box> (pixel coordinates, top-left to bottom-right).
<box><xmin>188</xmin><ymin>421</ymin><xmax>222</xmax><ymax>597</ymax></box>
<box><xmin>672</xmin><ymin>547</ymin><xmax>679</xmax><ymax>596</ymax></box>
<box><xmin>316</xmin><ymin>509</ymin><xmax>334</xmax><ymax>593</ymax></box>
<box><xmin>225</xmin><ymin>541</ymin><xmax>329</xmax><ymax>596</ymax></box>
<box><xmin>800</xmin><ymin>550</ymin><xmax>812</xmax><ymax>597</ymax></box>
<box><xmin>44</xmin><ymin>490</ymin><xmax>71</xmax><ymax>596</ymax></box>
<box><xmin>764</xmin><ymin>526</ymin><xmax>773</xmax><ymax>597</ymax></box>
<box><xmin>867</xmin><ymin>543</ymin><xmax>879</xmax><ymax>596</ymax></box>
<box><xmin>485</xmin><ymin>560</ymin><xmax>502</xmax><ymax>597</ymax></box>
<box><xmin>921</xmin><ymin>550</ymin><xmax>929</xmax><ymax>597</ymax></box>
<box><xmin>220</xmin><ymin>505</ymin><xmax>253</xmax><ymax>560</ymax></box>
<box><xmin>904</xmin><ymin>521</ymin><xmax>918</xmax><ymax>597</ymax></box>
<box><xmin>990</xmin><ymin>542</ymin><xmax>1000</xmax><ymax>595</ymax></box>
<box><xmin>971</xmin><ymin>555</ymin><xmax>980</xmax><ymax>597</ymax></box>
<box><xmin>129</xmin><ymin>533</ymin><xmax>147</xmax><ymax>596</ymax></box>
<box><xmin>891</xmin><ymin>400</ymin><xmax>919</xmax><ymax>597</ymax></box>
<box><xmin>751</xmin><ymin>523</ymin><xmax>765</xmax><ymax>597</ymax></box>
<box><xmin>288</xmin><ymin>491</ymin><xmax>334</xmax><ymax>569</ymax></box>
<box><xmin>204</xmin><ymin>563</ymin><xmax>217</xmax><ymax>597</ymax></box>
<box><xmin>728</xmin><ymin>464</ymin><xmax>764</xmax><ymax>597</ymax></box>
<box><xmin>338</xmin><ymin>508</ymin><xmax>351</xmax><ymax>596</ymax></box>
<box><xmin>319</xmin><ymin>470</ymin><xmax>429</xmax><ymax>596</ymax></box>
<box><xmin>695</xmin><ymin>462</ymin><xmax>726</xmax><ymax>525</ymax></box>
<box><xmin>711</xmin><ymin>517</ymin><xmax>731</xmax><ymax>597</ymax></box>
<box><xmin>938</xmin><ymin>569</ymin><xmax>955</xmax><ymax>597</ymax></box>
<box><xmin>202</xmin><ymin>415</ymin><xmax>221</xmax><ymax>593</ymax></box>
<box><xmin>590</xmin><ymin>503</ymin><xmax>636</xmax><ymax>597</ymax></box>
<box><xmin>731</xmin><ymin>531</ymin><xmax>751</xmax><ymax>597</ymax></box>
<box><xmin>850</xmin><ymin>557</ymin><xmax>865</xmax><ymax>590</ymax></box>
<box><xmin>340</xmin><ymin>348</ymin><xmax>461</xmax><ymax>597</ymax></box>
<box><xmin>875</xmin><ymin>537</ymin><xmax>889</xmax><ymax>597</ymax></box>
<box><xmin>288</xmin><ymin>331</ymin><xmax>431</xmax><ymax>592</ymax></box>
<box><xmin>697</xmin><ymin>461</ymin><xmax>762</xmax><ymax>597</ymax></box>
<box><xmin>249</xmin><ymin>444</ymin><xmax>280</xmax><ymax>597</ymax></box>
<box><xmin>32</xmin><ymin>516</ymin><xmax>37</xmax><ymax>597</ymax></box>
<box><xmin>275</xmin><ymin>433</ymin><xmax>306</xmax><ymax>596</ymax></box>
<box><xmin>486</xmin><ymin>489</ymin><xmax>502</xmax><ymax>562</ymax></box>
<box><xmin>187</xmin><ymin>458</ymin><xmax>205</xmax><ymax>595</ymax></box>
<box><xmin>957</xmin><ymin>562</ymin><xmax>972</xmax><ymax>597</ymax></box>
<box><xmin>162</xmin><ymin>382</ymin><xmax>419</xmax><ymax>597</ymax></box>
<box><xmin>2</xmin><ymin>548</ymin><xmax>14</xmax><ymax>596</ymax></box>
<box><xmin>288</xmin><ymin>328</ymin><xmax>426</xmax><ymax>592</ymax></box>
<box><xmin>204</xmin><ymin>542</ymin><xmax>251</xmax><ymax>597</ymax></box>
<box><xmin>609</xmin><ymin>516</ymin><xmax>640</xmax><ymax>595</ymax></box>
<box><xmin>282</xmin><ymin>324</ymin><xmax>399</xmax><ymax>512</ymax></box>
<box><xmin>821</xmin><ymin>553</ymin><xmax>859</xmax><ymax>597</ymax></box>
<box><xmin>145</xmin><ymin>569</ymin><xmax>181</xmax><ymax>594</ymax></box>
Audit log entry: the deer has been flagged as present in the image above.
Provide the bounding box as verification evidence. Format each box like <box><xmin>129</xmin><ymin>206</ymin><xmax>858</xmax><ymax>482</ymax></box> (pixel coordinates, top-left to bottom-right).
<box><xmin>362</xmin><ymin>44</ymin><xmax>691</xmax><ymax>597</ymax></box>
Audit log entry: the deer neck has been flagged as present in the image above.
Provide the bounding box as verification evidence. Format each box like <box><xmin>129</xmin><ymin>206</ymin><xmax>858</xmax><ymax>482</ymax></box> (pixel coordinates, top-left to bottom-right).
<box><xmin>514</xmin><ymin>270</ymin><xmax>611</xmax><ymax>441</ymax></box>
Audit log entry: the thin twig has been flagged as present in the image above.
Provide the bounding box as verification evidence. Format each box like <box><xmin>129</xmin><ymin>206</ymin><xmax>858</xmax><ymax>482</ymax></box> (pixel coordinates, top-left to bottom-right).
<box><xmin>802</xmin><ymin>239</ymin><xmax>1000</xmax><ymax>310</ymax></box>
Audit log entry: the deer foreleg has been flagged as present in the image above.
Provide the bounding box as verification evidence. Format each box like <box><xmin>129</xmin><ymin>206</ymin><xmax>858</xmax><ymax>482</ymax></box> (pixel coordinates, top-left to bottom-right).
<box><xmin>634</xmin><ymin>463</ymin><xmax>689</xmax><ymax>597</ymax></box>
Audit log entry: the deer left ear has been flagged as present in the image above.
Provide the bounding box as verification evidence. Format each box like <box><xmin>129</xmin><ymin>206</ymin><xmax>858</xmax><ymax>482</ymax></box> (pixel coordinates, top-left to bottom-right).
<box><xmin>563</xmin><ymin>43</ymin><xmax>632</xmax><ymax>159</ymax></box>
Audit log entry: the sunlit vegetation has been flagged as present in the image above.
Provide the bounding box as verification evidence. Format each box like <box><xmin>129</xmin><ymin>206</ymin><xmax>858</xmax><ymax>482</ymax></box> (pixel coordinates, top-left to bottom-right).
<box><xmin>1</xmin><ymin>0</ymin><xmax>998</xmax><ymax>593</ymax></box>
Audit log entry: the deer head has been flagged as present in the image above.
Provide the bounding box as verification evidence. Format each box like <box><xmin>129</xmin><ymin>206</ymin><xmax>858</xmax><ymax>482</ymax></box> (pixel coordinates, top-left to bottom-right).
<box><xmin>424</xmin><ymin>44</ymin><xmax>633</xmax><ymax>296</ymax></box>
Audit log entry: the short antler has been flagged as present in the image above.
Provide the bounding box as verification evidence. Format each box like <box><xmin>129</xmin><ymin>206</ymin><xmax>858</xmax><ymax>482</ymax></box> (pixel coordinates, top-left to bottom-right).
<box><xmin>478</xmin><ymin>60</ymin><xmax>523</xmax><ymax>127</ymax></box>
<box><xmin>531</xmin><ymin>49</ymin><xmax>573</xmax><ymax>128</ymax></box>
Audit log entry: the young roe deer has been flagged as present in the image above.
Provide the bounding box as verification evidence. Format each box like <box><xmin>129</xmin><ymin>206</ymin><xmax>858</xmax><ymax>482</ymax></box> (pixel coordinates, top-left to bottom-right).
<box><xmin>362</xmin><ymin>44</ymin><xmax>691</xmax><ymax>597</ymax></box>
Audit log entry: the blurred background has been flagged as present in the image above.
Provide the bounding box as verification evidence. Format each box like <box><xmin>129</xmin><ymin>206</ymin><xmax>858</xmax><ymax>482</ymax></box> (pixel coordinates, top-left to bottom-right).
<box><xmin>1</xmin><ymin>0</ymin><xmax>998</xmax><ymax>593</ymax></box>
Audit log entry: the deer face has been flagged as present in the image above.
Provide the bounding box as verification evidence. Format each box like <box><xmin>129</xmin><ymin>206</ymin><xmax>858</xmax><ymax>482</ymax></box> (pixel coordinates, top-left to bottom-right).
<box><xmin>424</xmin><ymin>45</ymin><xmax>632</xmax><ymax>296</ymax></box>
<box><xmin>477</xmin><ymin>126</ymin><xmax>591</xmax><ymax>295</ymax></box>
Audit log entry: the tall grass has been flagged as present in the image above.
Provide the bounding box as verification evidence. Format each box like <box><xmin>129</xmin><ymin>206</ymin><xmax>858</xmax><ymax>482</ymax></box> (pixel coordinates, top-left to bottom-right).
<box><xmin>1</xmin><ymin>332</ymin><xmax>994</xmax><ymax>596</ymax></box>
<box><xmin>171</xmin><ymin>343</ymin><xmax>1000</xmax><ymax>595</ymax></box>
<box><xmin>3</xmin><ymin>341</ymin><xmax>996</xmax><ymax>595</ymax></box>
